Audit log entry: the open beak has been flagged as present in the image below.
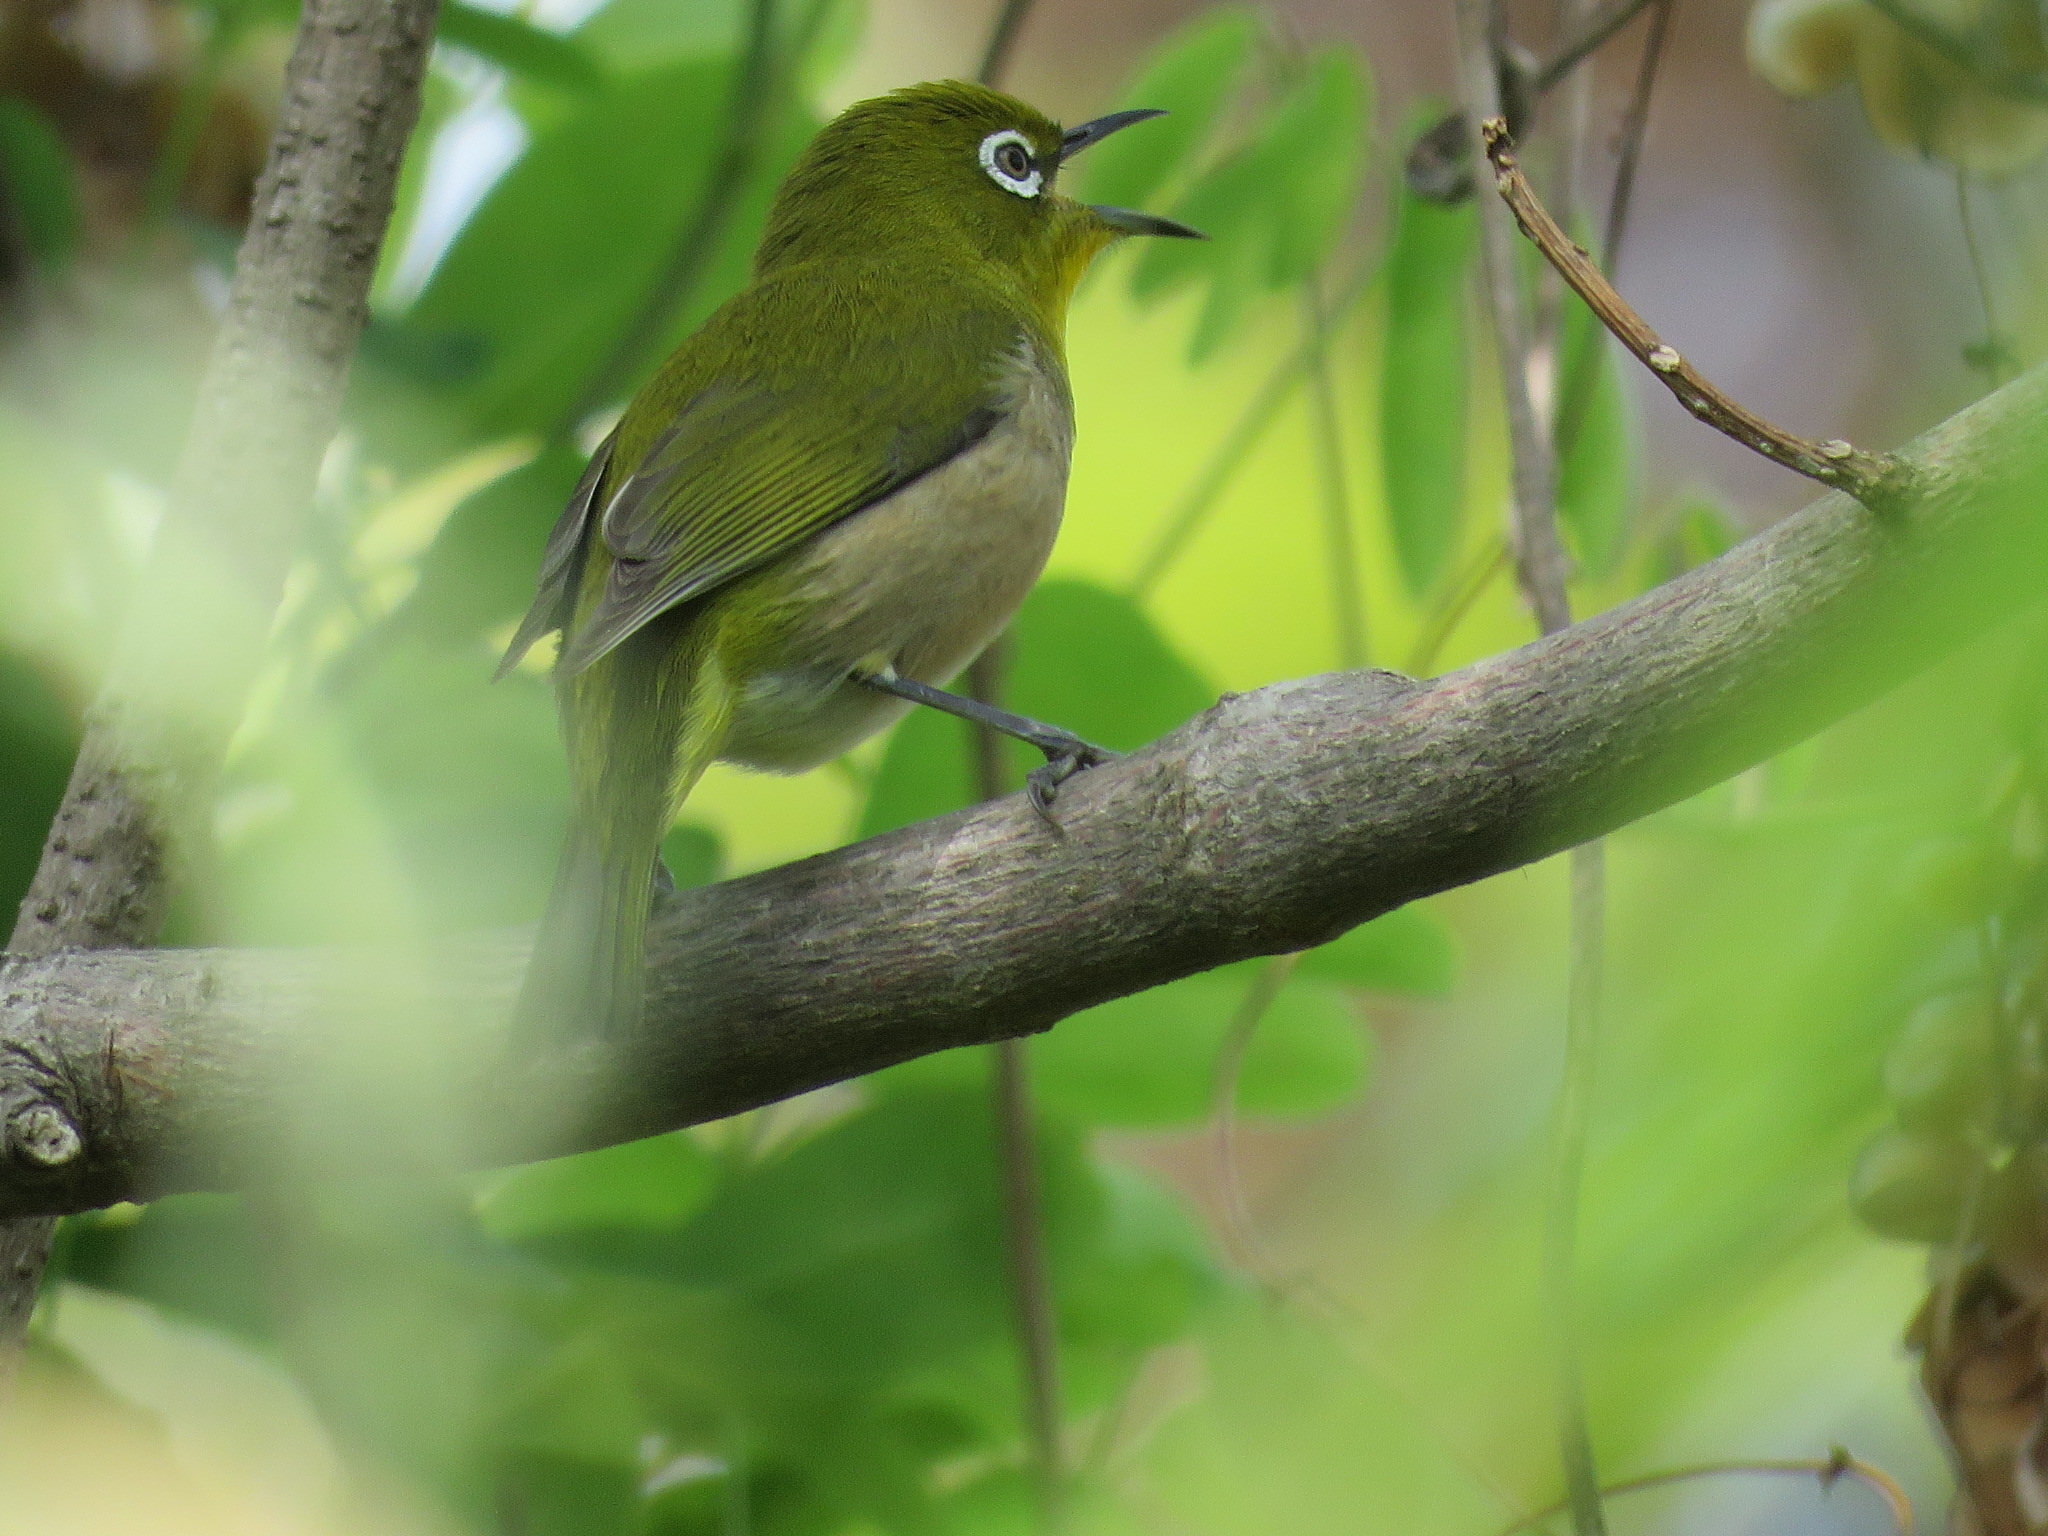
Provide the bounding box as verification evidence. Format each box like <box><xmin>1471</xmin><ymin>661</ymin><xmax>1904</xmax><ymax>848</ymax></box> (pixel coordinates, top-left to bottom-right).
<box><xmin>1089</xmin><ymin>205</ymin><xmax>1206</xmax><ymax>240</ymax></box>
<box><xmin>1059</xmin><ymin>109</ymin><xmax>1207</xmax><ymax>240</ymax></box>
<box><xmin>1061</xmin><ymin>108</ymin><xmax>1167</xmax><ymax>157</ymax></box>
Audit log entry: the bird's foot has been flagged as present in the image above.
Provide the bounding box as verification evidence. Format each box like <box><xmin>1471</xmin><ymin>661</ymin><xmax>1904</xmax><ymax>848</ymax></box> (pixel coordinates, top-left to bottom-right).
<box><xmin>1024</xmin><ymin>735</ymin><xmax>1119</xmax><ymax>823</ymax></box>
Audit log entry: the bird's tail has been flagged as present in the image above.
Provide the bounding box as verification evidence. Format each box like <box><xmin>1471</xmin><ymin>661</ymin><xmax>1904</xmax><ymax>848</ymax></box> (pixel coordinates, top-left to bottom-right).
<box><xmin>515</xmin><ymin>619</ymin><xmax>727</xmax><ymax>1041</ymax></box>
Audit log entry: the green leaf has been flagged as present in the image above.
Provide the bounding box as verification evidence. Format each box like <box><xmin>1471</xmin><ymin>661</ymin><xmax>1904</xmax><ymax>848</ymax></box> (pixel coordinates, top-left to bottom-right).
<box><xmin>1556</xmin><ymin>295</ymin><xmax>1638</xmax><ymax>578</ymax></box>
<box><xmin>1260</xmin><ymin>48</ymin><xmax>1371</xmax><ymax>288</ymax></box>
<box><xmin>0</xmin><ymin>648</ymin><xmax>78</xmax><ymax>921</ymax></box>
<box><xmin>856</xmin><ymin>577</ymin><xmax>1214</xmax><ymax>839</ymax></box>
<box><xmin>1294</xmin><ymin>902</ymin><xmax>1459</xmax><ymax>996</ymax></box>
<box><xmin>572</xmin><ymin>0</ymin><xmax>746</xmax><ymax>72</ymax></box>
<box><xmin>385</xmin><ymin>444</ymin><xmax>590</xmax><ymax>645</ymax></box>
<box><xmin>0</xmin><ymin>96</ymin><xmax>81</xmax><ymax>267</ymax></box>
<box><xmin>1033</xmin><ymin>969</ymin><xmax>1371</xmax><ymax>1127</ymax></box>
<box><xmin>60</xmin><ymin>1196</ymin><xmax>274</xmax><ymax>1342</ymax></box>
<box><xmin>477</xmin><ymin>1134</ymin><xmax>718</xmax><ymax>1242</ymax></box>
<box><xmin>401</xmin><ymin>59</ymin><xmax>815</xmax><ymax>442</ymax></box>
<box><xmin>1379</xmin><ymin>180</ymin><xmax>1474</xmax><ymax>596</ymax></box>
<box><xmin>1131</xmin><ymin>46</ymin><xmax>1371</xmax><ymax>362</ymax></box>
<box><xmin>659</xmin><ymin>821</ymin><xmax>725</xmax><ymax>890</ymax></box>
<box><xmin>439</xmin><ymin>3</ymin><xmax>605</xmax><ymax>93</ymax></box>
<box><xmin>1073</xmin><ymin>8</ymin><xmax>1263</xmax><ymax>211</ymax></box>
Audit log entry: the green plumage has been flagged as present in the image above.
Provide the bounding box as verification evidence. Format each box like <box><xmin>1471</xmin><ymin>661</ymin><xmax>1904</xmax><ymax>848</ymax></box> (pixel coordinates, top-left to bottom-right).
<box><xmin>505</xmin><ymin>81</ymin><xmax>1189</xmax><ymax>1039</ymax></box>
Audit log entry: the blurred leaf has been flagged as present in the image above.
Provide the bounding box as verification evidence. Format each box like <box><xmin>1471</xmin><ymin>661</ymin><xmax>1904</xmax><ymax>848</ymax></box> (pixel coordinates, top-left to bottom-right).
<box><xmin>1006</xmin><ymin>577</ymin><xmax>1215</xmax><ymax>750</ymax></box>
<box><xmin>1379</xmin><ymin>176</ymin><xmax>1473</xmax><ymax>596</ymax></box>
<box><xmin>855</xmin><ymin>705</ymin><xmax>976</xmax><ymax>841</ymax></box>
<box><xmin>382</xmin><ymin>442</ymin><xmax>588</xmax><ymax>646</ymax></box>
<box><xmin>1074</xmin><ymin>8</ymin><xmax>1263</xmax><ymax>211</ymax></box>
<box><xmin>440</xmin><ymin>3</ymin><xmax>605</xmax><ymax>92</ymax></box>
<box><xmin>660</xmin><ymin>821</ymin><xmax>726</xmax><ymax>889</ymax></box>
<box><xmin>512</xmin><ymin>1091</ymin><xmax>1071</xmax><ymax>1388</ymax></box>
<box><xmin>46</xmin><ymin>1283</ymin><xmax>339</xmax><ymax>1499</ymax></box>
<box><xmin>493</xmin><ymin>1454</ymin><xmax>641</xmax><ymax>1536</ymax></box>
<box><xmin>857</xmin><ymin>577</ymin><xmax>1214</xmax><ymax>838</ymax></box>
<box><xmin>1260</xmin><ymin>49</ymin><xmax>1371</xmax><ymax>288</ymax></box>
<box><xmin>477</xmin><ymin>1133</ymin><xmax>718</xmax><ymax>1243</ymax></box>
<box><xmin>1556</xmin><ymin>296</ymin><xmax>1637</xmax><ymax>577</ymax></box>
<box><xmin>61</xmin><ymin>1196</ymin><xmax>273</xmax><ymax>1342</ymax></box>
<box><xmin>400</xmin><ymin>58</ymin><xmax>815</xmax><ymax>443</ymax></box>
<box><xmin>1295</xmin><ymin>902</ymin><xmax>1459</xmax><ymax>996</ymax></box>
<box><xmin>0</xmin><ymin>649</ymin><xmax>78</xmax><ymax>919</ymax></box>
<box><xmin>1032</xmin><ymin>969</ymin><xmax>1371</xmax><ymax>1127</ymax></box>
<box><xmin>1132</xmin><ymin>46</ymin><xmax>1371</xmax><ymax>362</ymax></box>
<box><xmin>0</xmin><ymin>96</ymin><xmax>82</xmax><ymax>267</ymax></box>
<box><xmin>572</xmin><ymin>0</ymin><xmax>746</xmax><ymax>73</ymax></box>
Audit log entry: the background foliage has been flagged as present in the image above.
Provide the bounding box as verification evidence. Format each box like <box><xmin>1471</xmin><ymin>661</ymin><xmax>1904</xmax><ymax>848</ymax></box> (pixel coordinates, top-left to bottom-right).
<box><xmin>0</xmin><ymin>0</ymin><xmax>2041</xmax><ymax>1532</ymax></box>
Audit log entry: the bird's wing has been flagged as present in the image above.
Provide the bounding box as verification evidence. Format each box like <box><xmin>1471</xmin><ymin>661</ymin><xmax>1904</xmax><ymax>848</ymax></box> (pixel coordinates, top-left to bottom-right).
<box><xmin>495</xmin><ymin>428</ymin><xmax>618</xmax><ymax>679</ymax></box>
<box><xmin>549</xmin><ymin>290</ymin><xmax>1024</xmax><ymax>677</ymax></box>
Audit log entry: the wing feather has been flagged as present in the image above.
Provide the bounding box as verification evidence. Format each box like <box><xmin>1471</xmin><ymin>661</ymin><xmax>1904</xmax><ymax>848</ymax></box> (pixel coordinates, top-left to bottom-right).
<box><xmin>553</xmin><ymin>287</ymin><xmax>1023</xmax><ymax>676</ymax></box>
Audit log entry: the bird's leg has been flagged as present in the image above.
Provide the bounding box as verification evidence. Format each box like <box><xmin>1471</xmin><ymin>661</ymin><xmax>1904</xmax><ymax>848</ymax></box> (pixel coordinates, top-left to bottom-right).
<box><xmin>856</xmin><ymin>666</ymin><xmax>1119</xmax><ymax>818</ymax></box>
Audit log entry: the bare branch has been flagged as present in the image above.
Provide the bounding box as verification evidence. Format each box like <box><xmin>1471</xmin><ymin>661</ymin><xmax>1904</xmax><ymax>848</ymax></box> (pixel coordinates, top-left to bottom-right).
<box><xmin>0</xmin><ymin>363</ymin><xmax>2040</xmax><ymax>1219</ymax></box>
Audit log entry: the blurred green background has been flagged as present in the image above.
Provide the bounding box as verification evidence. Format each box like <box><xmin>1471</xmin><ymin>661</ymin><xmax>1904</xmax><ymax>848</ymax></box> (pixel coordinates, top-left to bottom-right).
<box><xmin>1</xmin><ymin>0</ymin><xmax>2045</xmax><ymax>1532</ymax></box>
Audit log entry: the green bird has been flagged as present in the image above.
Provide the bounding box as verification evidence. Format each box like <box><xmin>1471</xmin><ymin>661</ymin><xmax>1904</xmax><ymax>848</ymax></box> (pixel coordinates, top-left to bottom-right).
<box><xmin>501</xmin><ymin>80</ymin><xmax>1200</xmax><ymax>1039</ymax></box>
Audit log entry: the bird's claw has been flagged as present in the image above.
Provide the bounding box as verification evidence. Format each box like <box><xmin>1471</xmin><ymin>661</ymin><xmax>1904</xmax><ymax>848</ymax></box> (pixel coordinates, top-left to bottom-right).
<box><xmin>1025</xmin><ymin>738</ymin><xmax>1119</xmax><ymax>824</ymax></box>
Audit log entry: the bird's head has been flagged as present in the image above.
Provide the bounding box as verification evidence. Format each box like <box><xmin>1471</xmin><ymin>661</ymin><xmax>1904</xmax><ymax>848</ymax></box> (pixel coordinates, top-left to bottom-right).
<box><xmin>754</xmin><ymin>81</ymin><xmax>1202</xmax><ymax>318</ymax></box>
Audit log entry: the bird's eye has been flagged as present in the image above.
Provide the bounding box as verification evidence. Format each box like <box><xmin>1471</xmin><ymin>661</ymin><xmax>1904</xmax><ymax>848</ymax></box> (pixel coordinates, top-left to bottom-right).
<box><xmin>978</xmin><ymin>129</ymin><xmax>1043</xmax><ymax>198</ymax></box>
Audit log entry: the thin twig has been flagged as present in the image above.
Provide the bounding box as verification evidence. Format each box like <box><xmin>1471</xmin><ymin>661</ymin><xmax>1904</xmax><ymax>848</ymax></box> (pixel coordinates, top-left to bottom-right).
<box><xmin>1209</xmin><ymin>953</ymin><xmax>1302</xmax><ymax>1275</ymax></box>
<box><xmin>991</xmin><ymin>1032</ymin><xmax>1065</xmax><ymax>1529</ymax></box>
<box><xmin>977</xmin><ymin>0</ymin><xmax>1038</xmax><ymax>90</ymax></box>
<box><xmin>1458</xmin><ymin>29</ymin><xmax>1570</xmax><ymax>634</ymax></box>
<box><xmin>1601</xmin><ymin>0</ymin><xmax>1673</xmax><ymax>279</ymax></box>
<box><xmin>1956</xmin><ymin>173</ymin><xmax>2011</xmax><ymax>386</ymax></box>
<box><xmin>1548</xmin><ymin>841</ymin><xmax>1608</xmax><ymax>1536</ymax></box>
<box><xmin>1126</xmin><ymin>271</ymin><xmax>1374</xmax><ymax>601</ymax></box>
<box><xmin>1481</xmin><ymin>119</ymin><xmax>1912</xmax><ymax>510</ymax></box>
<box><xmin>1301</xmin><ymin>284</ymin><xmax>1367</xmax><ymax>668</ymax></box>
<box><xmin>1490</xmin><ymin>1449</ymin><xmax>1915</xmax><ymax>1536</ymax></box>
<box><xmin>1127</xmin><ymin>362</ymin><xmax>1302</xmax><ymax>601</ymax></box>
<box><xmin>970</xmin><ymin>13</ymin><xmax>1060</xmax><ymax>1525</ymax></box>
<box><xmin>1460</xmin><ymin>10</ymin><xmax>1601</xmax><ymax>1535</ymax></box>
<box><xmin>1404</xmin><ymin>535</ymin><xmax>1509</xmax><ymax>677</ymax></box>
<box><xmin>1535</xmin><ymin>0</ymin><xmax>1660</xmax><ymax>93</ymax></box>
<box><xmin>1551</xmin><ymin>0</ymin><xmax>1674</xmax><ymax>461</ymax></box>
<box><xmin>964</xmin><ymin>641</ymin><xmax>1064</xmax><ymax>1530</ymax></box>
<box><xmin>559</xmin><ymin>0</ymin><xmax>780</xmax><ymax>432</ymax></box>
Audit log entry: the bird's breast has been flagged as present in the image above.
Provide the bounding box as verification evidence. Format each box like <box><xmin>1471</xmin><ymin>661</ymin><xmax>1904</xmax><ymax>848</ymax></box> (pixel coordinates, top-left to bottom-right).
<box><xmin>714</xmin><ymin>345</ymin><xmax>1074</xmax><ymax>773</ymax></box>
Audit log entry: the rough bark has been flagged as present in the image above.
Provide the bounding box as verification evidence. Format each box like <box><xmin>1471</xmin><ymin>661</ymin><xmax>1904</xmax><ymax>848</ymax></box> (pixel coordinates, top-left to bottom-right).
<box><xmin>0</xmin><ymin>364</ymin><xmax>2041</xmax><ymax>1218</ymax></box>
<box><xmin>0</xmin><ymin>0</ymin><xmax>440</xmax><ymax>1348</ymax></box>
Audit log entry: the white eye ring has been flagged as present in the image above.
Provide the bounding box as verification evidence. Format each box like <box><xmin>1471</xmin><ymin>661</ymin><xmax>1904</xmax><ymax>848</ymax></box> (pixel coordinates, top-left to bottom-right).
<box><xmin>978</xmin><ymin>129</ymin><xmax>1043</xmax><ymax>197</ymax></box>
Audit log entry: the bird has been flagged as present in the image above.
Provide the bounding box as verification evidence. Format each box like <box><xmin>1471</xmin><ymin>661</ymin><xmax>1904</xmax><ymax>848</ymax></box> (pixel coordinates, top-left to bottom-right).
<box><xmin>499</xmin><ymin>80</ymin><xmax>1201</xmax><ymax>1040</ymax></box>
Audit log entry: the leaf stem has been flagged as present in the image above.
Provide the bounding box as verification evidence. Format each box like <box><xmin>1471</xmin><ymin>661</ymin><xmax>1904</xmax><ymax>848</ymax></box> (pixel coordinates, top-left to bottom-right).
<box><xmin>1126</xmin><ymin>270</ymin><xmax>1373</xmax><ymax>602</ymax></box>
<box><xmin>1490</xmin><ymin>1449</ymin><xmax>1915</xmax><ymax>1536</ymax></box>
<box><xmin>977</xmin><ymin>0</ymin><xmax>1038</xmax><ymax>90</ymax></box>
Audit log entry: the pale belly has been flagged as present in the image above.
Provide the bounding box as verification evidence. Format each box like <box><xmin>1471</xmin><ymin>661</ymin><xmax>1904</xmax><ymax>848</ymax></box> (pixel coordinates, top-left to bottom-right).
<box><xmin>711</xmin><ymin>359</ymin><xmax>1073</xmax><ymax>773</ymax></box>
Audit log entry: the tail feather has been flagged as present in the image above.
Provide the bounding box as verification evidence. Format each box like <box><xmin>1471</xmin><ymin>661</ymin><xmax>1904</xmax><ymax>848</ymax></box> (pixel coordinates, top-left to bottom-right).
<box><xmin>517</xmin><ymin>815</ymin><xmax>659</xmax><ymax>1039</ymax></box>
<box><xmin>514</xmin><ymin>614</ymin><xmax>727</xmax><ymax>1041</ymax></box>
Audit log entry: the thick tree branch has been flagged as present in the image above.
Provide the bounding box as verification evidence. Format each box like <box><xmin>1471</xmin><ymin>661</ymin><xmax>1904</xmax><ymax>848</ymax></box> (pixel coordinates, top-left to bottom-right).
<box><xmin>0</xmin><ymin>367</ymin><xmax>2044</xmax><ymax>1218</ymax></box>
<box><xmin>0</xmin><ymin>0</ymin><xmax>440</xmax><ymax>1333</ymax></box>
